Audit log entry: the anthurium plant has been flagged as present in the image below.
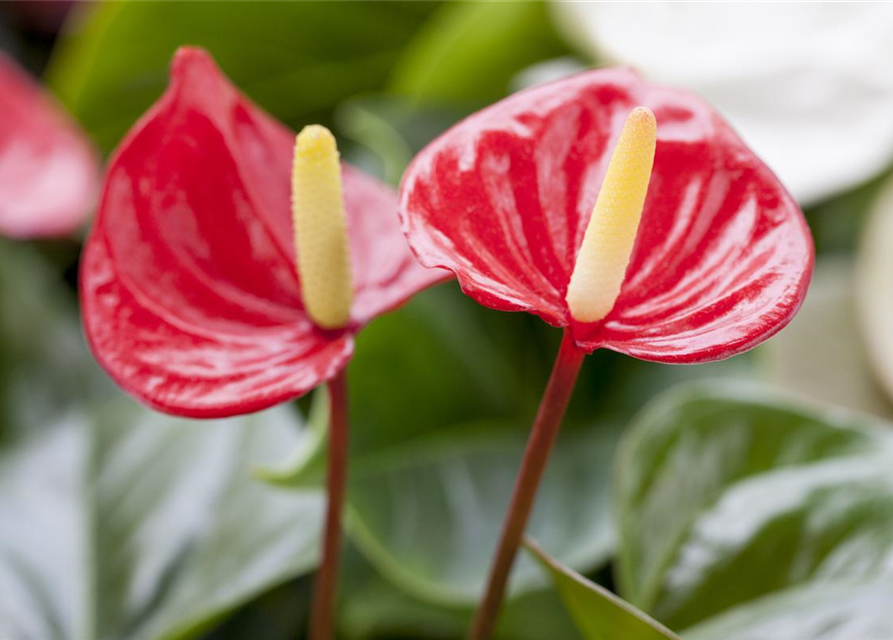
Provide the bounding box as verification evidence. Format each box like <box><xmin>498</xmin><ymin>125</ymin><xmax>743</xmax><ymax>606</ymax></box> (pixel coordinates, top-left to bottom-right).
<box><xmin>399</xmin><ymin>66</ymin><xmax>813</xmax><ymax>638</ymax></box>
<box><xmin>81</xmin><ymin>47</ymin><xmax>446</xmax><ymax>639</ymax></box>
<box><xmin>5</xmin><ymin>3</ymin><xmax>893</xmax><ymax>640</ymax></box>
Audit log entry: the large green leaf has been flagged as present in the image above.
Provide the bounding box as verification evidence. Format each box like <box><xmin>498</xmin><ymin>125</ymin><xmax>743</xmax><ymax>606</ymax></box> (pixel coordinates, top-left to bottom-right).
<box><xmin>525</xmin><ymin>537</ymin><xmax>678</xmax><ymax>640</ymax></box>
<box><xmin>0</xmin><ymin>400</ymin><xmax>322</xmax><ymax>640</ymax></box>
<box><xmin>46</xmin><ymin>1</ymin><xmax>436</xmax><ymax>153</ymax></box>
<box><xmin>616</xmin><ymin>382</ymin><xmax>893</xmax><ymax>634</ymax></box>
<box><xmin>684</xmin><ymin>579</ymin><xmax>893</xmax><ymax>640</ymax></box>
<box><xmin>389</xmin><ymin>0</ymin><xmax>569</xmax><ymax>106</ymax></box>
<box><xmin>346</xmin><ymin>419</ymin><xmax>621</xmax><ymax>606</ymax></box>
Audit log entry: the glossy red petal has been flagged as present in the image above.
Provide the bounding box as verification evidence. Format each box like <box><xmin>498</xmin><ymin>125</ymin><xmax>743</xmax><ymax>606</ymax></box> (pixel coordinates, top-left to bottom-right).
<box><xmin>399</xmin><ymin>68</ymin><xmax>813</xmax><ymax>363</ymax></box>
<box><xmin>0</xmin><ymin>51</ymin><xmax>98</xmax><ymax>238</ymax></box>
<box><xmin>82</xmin><ymin>47</ymin><xmax>439</xmax><ymax>417</ymax></box>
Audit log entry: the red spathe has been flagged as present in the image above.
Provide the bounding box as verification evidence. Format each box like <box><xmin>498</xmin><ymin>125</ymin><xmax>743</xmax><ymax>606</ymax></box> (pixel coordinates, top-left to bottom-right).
<box><xmin>0</xmin><ymin>51</ymin><xmax>98</xmax><ymax>238</ymax></box>
<box><xmin>399</xmin><ymin>68</ymin><xmax>814</xmax><ymax>363</ymax></box>
<box><xmin>81</xmin><ymin>47</ymin><xmax>446</xmax><ymax>418</ymax></box>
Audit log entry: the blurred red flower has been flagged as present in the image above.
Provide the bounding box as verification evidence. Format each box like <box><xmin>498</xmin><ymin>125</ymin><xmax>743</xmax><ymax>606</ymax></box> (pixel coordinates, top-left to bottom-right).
<box><xmin>0</xmin><ymin>51</ymin><xmax>98</xmax><ymax>239</ymax></box>
<box><xmin>81</xmin><ymin>48</ymin><xmax>445</xmax><ymax>418</ymax></box>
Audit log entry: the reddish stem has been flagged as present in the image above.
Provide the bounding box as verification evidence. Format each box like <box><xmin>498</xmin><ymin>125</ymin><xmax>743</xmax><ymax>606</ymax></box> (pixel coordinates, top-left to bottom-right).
<box><xmin>467</xmin><ymin>331</ymin><xmax>585</xmax><ymax>640</ymax></box>
<box><xmin>309</xmin><ymin>369</ymin><xmax>349</xmax><ymax>640</ymax></box>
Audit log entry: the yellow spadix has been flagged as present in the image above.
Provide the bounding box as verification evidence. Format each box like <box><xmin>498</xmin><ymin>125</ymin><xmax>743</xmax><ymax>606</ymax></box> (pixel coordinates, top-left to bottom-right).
<box><xmin>291</xmin><ymin>125</ymin><xmax>353</xmax><ymax>330</ymax></box>
<box><xmin>565</xmin><ymin>107</ymin><xmax>656</xmax><ymax>323</ymax></box>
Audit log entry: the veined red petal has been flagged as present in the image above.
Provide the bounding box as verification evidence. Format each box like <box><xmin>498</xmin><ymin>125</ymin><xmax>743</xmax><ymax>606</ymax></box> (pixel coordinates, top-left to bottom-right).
<box><xmin>81</xmin><ymin>47</ymin><xmax>441</xmax><ymax>417</ymax></box>
<box><xmin>0</xmin><ymin>51</ymin><xmax>98</xmax><ymax>239</ymax></box>
<box><xmin>399</xmin><ymin>68</ymin><xmax>813</xmax><ymax>363</ymax></box>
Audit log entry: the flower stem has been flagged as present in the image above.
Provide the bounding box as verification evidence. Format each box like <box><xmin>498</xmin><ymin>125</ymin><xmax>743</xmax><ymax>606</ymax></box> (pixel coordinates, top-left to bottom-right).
<box><xmin>467</xmin><ymin>330</ymin><xmax>585</xmax><ymax>640</ymax></box>
<box><xmin>309</xmin><ymin>369</ymin><xmax>349</xmax><ymax>640</ymax></box>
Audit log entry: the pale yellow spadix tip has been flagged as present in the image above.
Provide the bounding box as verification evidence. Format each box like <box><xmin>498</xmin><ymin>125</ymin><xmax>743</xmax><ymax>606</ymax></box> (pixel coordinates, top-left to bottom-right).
<box><xmin>292</xmin><ymin>125</ymin><xmax>353</xmax><ymax>330</ymax></box>
<box><xmin>566</xmin><ymin>107</ymin><xmax>656</xmax><ymax>323</ymax></box>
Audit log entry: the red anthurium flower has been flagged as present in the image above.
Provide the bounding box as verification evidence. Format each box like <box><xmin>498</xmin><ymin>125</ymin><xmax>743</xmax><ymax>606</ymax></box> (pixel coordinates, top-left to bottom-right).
<box><xmin>400</xmin><ymin>68</ymin><xmax>813</xmax><ymax>363</ymax></box>
<box><xmin>399</xmin><ymin>68</ymin><xmax>813</xmax><ymax>639</ymax></box>
<box><xmin>81</xmin><ymin>47</ymin><xmax>445</xmax><ymax>419</ymax></box>
<box><xmin>0</xmin><ymin>50</ymin><xmax>98</xmax><ymax>239</ymax></box>
<box><xmin>82</xmin><ymin>47</ymin><xmax>448</xmax><ymax>639</ymax></box>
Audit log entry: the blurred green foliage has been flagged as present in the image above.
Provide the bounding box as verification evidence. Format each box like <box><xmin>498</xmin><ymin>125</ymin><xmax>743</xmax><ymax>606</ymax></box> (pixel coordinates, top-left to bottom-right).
<box><xmin>389</xmin><ymin>1</ymin><xmax>570</xmax><ymax>106</ymax></box>
<box><xmin>46</xmin><ymin>1</ymin><xmax>438</xmax><ymax>153</ymax></box>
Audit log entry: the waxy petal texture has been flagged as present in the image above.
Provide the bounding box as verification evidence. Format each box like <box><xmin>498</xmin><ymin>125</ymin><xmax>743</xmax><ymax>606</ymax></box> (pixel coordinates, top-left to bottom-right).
<box><xmin>0</xmin><ymin>51</ymin><xmax>98</xmax><ymax>238</ymax></box>
<box><xmin>82</xmin><ymin>48</ymin><xmax>443</xmax><ymax>417</ymax></box>
<box><xmin>400</xmin><ymin>68</ymin><xmax>813</xmax><ymax>363</ymax></box>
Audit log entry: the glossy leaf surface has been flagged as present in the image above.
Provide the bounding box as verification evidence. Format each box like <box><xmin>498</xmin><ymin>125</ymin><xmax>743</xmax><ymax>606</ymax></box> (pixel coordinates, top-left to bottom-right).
<box><xmin>684</xmin><ymin>580</ymin><xmax>893</xmax><ymax>640</ymax></box>
<box><xmin>347</xmin><ymin>421</ymin><xmax>620</xmax><ymax>605</ymax></box>
<box><xmin>525</xmin><ymin>538</ymin><xmax>679</xmax><ymax>640</ymax></box>
<box><xmin>616</xmin><ymin>383</ymin><xmax>893</xmax><ymax>633</ymax></box>
<box><xmin>0</xmin><ymin>51</ymin><xmax>98</xmax><ymax>239</ymax></box>
<box><xmin>81</xmin><ymin>48</ymin><xmax>443</xmax><ymax>418</ymax></box>
<box><xmin>0</xmin><ymin>401</ymin><xmax>322</xmax><ymax>640</ymax></box>
<box><xmin>400</xmin><ymin>68</ymin><xmax>813</xmax><ymax>362</ymax></box>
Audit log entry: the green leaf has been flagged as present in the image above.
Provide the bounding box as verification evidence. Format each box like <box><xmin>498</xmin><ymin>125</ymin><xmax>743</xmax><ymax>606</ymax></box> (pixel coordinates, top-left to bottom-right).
<box><xmin>46</xmin><ymin>1</ymin><xmax>437</xmax><ymax>153</ymax></box>
<box><xmin>0</xmin><ymin>400</ymin><xmax>323</xmax><ymax>640</ymax></box>
<box><xmin>0</xmin><ymin>422</ymin><xmax>84</xmax><ymax>639</ymax></box>
<box><xmin>759</xmin><ymin>258</ymin><xmax>893</xmax><ymax>418</ymax></box>
<box><xmin>525</xmin><ymin>537</ymin><xmax>679</xmax><ymax>640</ymax></box>
<box><xmin>616</xmin><ymin>382</ymin><xmax>893</xmax><ymax>633</ymax></box>
<box><xmin>390</xmin><ymin>0</ymin><xmax>569</xmax><ymax>106</ymax></box>
<box><xmin>684</xmin><ymin>579</ymin><xmax>893</xmax><ymax>640</ymax></box>
<box><xmin>346</xmin><ymin>419</ymin><xmax>622</xmax><ymax>606</ymax></box>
